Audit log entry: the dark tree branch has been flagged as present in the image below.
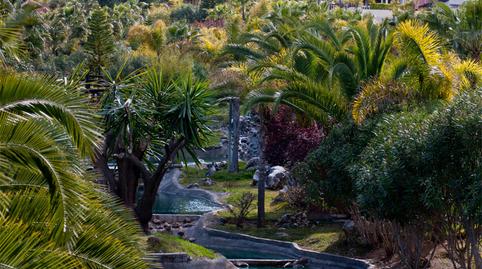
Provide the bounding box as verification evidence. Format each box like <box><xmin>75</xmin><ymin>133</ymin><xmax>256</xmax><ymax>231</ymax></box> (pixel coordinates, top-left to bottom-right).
<box><xmin>151</xmin><ymin>137</ymin><xmax>186</xmax><ymax>182</ymax></box>
<box><xmin>124</xmin><ymin>153</ymin><xmax>153</xmax><ymax>180</ymax></box>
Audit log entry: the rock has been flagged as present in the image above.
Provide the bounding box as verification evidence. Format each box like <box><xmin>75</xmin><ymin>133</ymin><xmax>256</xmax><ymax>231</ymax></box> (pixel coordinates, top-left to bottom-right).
<box><xmin>342</xmin><ymin>220</ymin><xmax>357</xmax><ymax>241</ymax></box>
<box><xmin>238</xmin><ymin>114</ymin><xmax>261</xmax><ymax>160</ymax></box>
<box><xmin>234</xmin><ymin>262</ymin><xmax>249</xmax><ymax>268</ymax></box>
<box><xmin>294</xmin><ymin>257</ymin><xmax>309</xmax><ymax>265</ymax></box>
<box><xmin>275</xmin><ymin>232</ymin><xmax>289</xmax><ymax>238</ymax></box>
<box><xmin>277</xmin><ymin>212</ymin><xmax>309</xmax><ymax>228</ymax></box>
<box><xmin>342</xmin><ymin>220</ymin><xmax>355</xmax><ymax>232</ymax></box>
<box><xmin>206</xmin><ymin>163</ymin><xmax>216</xmax><ymax>177</ymax></box>
<box><xmin>283</xmin><ymin>262</ymin><xmax>294</xmax><ymax>268</ymax></box>
<box><xmin>214</xmin><ymin>161</ymin><xmax>227</xmax><ymax>170</ymax></box>
<box><xmin>172</xmin><ymin>223</ymin><xmax>180</xmax><ymax>229</ymax></box>
<box><xmin>266</xmin><ymin>166</ymin><xmax>291</xmax><ymax>190</ymax></box>
<box><xmin>177</xmin><ymin>231</ymin><xmax>185</xmax><ymax>237</ymax></box>
<box><xmin>188</xmin><ymin>237</ymin><xmax>196</xmax><ymax>242</ymax></box>
<box><xmin>200</xmin><ymin>178</ymin><xmax>215</xmax><ymax>186</ymax></box>
<box><xmin>186</xmin><ymin>183</ymin><xmax>199</xmax><ymax>189</ymax></box>
<box><xmin>246</xmin><ymin>157</ymin><xmax>260</xmax><ymax>169</ymax></box>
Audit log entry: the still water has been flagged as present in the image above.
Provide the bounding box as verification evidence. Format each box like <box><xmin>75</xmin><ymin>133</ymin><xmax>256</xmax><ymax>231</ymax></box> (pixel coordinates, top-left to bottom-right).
<box><xmin>151</xmin><ymin>192</ymin><xmax>222</xmax><ymax>214</ymax></box>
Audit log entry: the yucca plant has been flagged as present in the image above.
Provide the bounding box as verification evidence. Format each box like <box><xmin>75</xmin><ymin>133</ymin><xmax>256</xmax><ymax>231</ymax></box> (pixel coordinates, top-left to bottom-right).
<box><xmin>0</xmin><ymin>71</ymin><xmax>148</xmax><ymax>268</ymax></box>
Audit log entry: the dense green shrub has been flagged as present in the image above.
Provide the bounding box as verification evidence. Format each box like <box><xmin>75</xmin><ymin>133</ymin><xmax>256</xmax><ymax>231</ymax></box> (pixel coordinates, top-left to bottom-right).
<box><xmin>170</xmin><ymin>4</ymin><xmax>197</xmax><ymax>23</ymax></box>
<box><xmin>369</xmin><ymin>3</ymin><xmax>390</xmax><ymax>9</ymax></box>
<box><xmin>352</xmin><ymin>90</ymin><xmax>482</xmax><ymax>268</ymax></box>
<box><xmin>352</xmin><ymin>111</ymin><xmax>432</xmax><ymax>223</ymax></box>
<box><xmin>293</xmin><ymin>119</ymin><xmax>377</xmax><ymax>211</ymax></box>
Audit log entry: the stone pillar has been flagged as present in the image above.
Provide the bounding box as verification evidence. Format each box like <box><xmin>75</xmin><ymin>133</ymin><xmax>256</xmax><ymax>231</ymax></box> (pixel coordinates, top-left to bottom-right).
<box><xmin>228</xmin><ymin>97</ymin><xmax>240</xmax><ymax>173</ymax></box>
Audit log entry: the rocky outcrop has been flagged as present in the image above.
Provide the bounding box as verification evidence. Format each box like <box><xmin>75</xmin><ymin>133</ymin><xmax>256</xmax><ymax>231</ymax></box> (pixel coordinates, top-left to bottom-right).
<box><xmin>238</xmin><ymin>114</ymin><xmax>260</xmax><ymax>161</ymax></box>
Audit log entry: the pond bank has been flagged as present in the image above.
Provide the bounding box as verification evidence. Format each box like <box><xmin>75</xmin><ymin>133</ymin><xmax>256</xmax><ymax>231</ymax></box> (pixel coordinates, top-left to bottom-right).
<box><xmin>158</xmin><ymin>167</ymin><xmax>372</xmax><ymax>269</ymax></box>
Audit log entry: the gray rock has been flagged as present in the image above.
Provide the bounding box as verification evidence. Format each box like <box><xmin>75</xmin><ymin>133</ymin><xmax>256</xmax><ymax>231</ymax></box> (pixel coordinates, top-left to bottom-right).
<box><xmin>200</xmin><ymin>178</ymin><xmax>215</xmax><ymax>186</ymax></box>
<box><xmin>214</xmin><ymin>161</ymin><xmax>227</xmax><ymax>170</ymax></box>
<box><xmin>266</xmin><ymin>166</ymin><xmax>291</xmax><ymax>190</ymax></box>
<box><xmin>186</xmin><ymin>183</ymin><xmax>199</xmax><ymax>189</ymax></box>
<box><xmin>275</xmin><ymin>232</ymin><xmax>289</xmax><ymax>238</ymax></box>
<box><xmin>246</xmin><ymin>157</ymin><xmax>260</xmax><ymax>169</ymax></box>
<box><xmin>206</xmin><ymin>163</ymin><xmax>217</xmax><ymax>177</ymax></box>
<box><xmin>342</xmin><ymin>220</ymin><xmax>355</xmax><ymax>231</ymax></box>
<box><xmin>277</xmin><ymin>212</ymin><xmax>309</xmax><ymax>228</ymax></box>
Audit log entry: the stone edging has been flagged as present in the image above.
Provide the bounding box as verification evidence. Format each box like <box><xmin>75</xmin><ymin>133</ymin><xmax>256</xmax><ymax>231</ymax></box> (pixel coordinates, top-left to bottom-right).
<box><xmin>203</xmin><ymin>226</ymin><xmax>374</xmax><ymax>269</ymax></box>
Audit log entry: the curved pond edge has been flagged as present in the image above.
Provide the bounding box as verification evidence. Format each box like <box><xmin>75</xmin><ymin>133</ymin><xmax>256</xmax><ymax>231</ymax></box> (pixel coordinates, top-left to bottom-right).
<box><xmin>166</xmin><ymin>167</ymin><xmax>373</xmax><ymax>269</ymax></box>
<box><xmin>160</xmin><ymin>168</ymin><xmax>226</xmax><ymax>207</ymax></box>
<box><xmin>198</xmin><ymin>224</ymin><xmax>373</xmax><ymax>269</ymax></box>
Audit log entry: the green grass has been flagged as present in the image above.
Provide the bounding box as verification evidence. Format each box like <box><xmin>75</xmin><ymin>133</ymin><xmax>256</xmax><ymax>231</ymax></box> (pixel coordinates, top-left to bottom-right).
<box><xmin>181</xmin><ymin>163</ymin><xmax>290</xmax><ymax>220</ymax></box>
<box><xmin>148</xmin><ymin>233</ymin><xmax>217</xmax><ymax>259</ymax></box>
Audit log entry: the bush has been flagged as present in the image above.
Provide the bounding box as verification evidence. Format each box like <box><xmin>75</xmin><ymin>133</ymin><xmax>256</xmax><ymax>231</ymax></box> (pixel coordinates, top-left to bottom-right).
<box><xmin>293</xmin><ymin>119</ymin><xmax>377</xmax><ymax>212</ymax></box>
<box><xmin>352</xmin><ymin>89</ymin><xmax>482</xmax><ymax>268</ymax></box>
<box><xmin>264</xmin><ymin>106</ymin><xmax>324</xmax><ymax>167</ymax></box>
<box><xmin>369</xmin><ymin>3</ymin><xmax>390</xmax><ymax>9</ymax></box>
<box><xmin>228</xmin><ymin>192</ymin><xmax>256</xmax><ymax>227</ymax></box>
<box><xmin>170</xmin><ymin>4</ymin><xmax>197</xmax><ymax>23</ymax></box>
<box><xmin>285</xmin><ymin>186</ymin><xmax>308</xmax><ymax>210</ymax></box>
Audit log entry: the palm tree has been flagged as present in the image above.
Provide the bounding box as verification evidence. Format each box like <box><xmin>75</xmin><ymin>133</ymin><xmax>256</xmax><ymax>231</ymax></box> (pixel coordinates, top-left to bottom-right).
<box><xmin>0</xmin><ymin>71</ymin><xmax>148</xmax><ymax>268</ymax></box>
<box><xmin>236</xmin><ymin>18</ymin><xmax>393</xmax><ymax>124</ymax></box>
<box><xmin>352</xmin><ymin>20</ymin><xmax>482</xmax><ymax>124</ymax></box>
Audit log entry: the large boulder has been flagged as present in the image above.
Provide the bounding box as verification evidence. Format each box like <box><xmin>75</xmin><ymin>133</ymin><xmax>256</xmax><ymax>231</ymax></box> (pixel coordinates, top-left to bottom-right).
<box><xmin>266</xmin><ymin>166</ymin><xmax>290</xmax><ymax>190</ymax></box>
<box><xmin>252</xmin><ymin>166</ymin><xmax>291</xmax><ymax>190</ymax></box>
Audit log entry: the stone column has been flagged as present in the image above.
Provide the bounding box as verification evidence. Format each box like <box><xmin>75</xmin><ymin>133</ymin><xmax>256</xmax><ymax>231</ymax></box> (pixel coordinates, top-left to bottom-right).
<box><xmin>228</xmin><ymin>97</ymin><xmax>240</xmax><ymax>173</ymax></box>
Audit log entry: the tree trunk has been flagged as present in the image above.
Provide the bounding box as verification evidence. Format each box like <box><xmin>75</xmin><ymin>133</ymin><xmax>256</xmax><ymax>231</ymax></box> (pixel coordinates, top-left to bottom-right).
<box><xmin>117</xmin><ymin>158</ymin><xmax>140</xmax><ymax>207</ymax></box>
<box><xmin>463</xmin><ymin>218</ymin><xmax>482</xmax><ymax>269</ymax></box>
<box><xmin>94</xmin><ymin>131</ymin><xmax>117</xmax><ymax>193</ymax></box>
<box><xmin>135</xmin><ymin>138</ymin><xmax>186</xmax><ymax>233</ymax></box>
<box><xmin>136</xmin><ymin>175</ymin><xmax>163</xmax><ymax>232</ymax></box>
<box><xmin>257</xmin><ymin>109</ymin><xmax>266</xmax><ymax>228</ymax></box>
<box><xmin>228</xmin><ymin>97</ymin><xmax>240</xmax><ymax>173</ymax></box>
<box><xmin>242</xmin><ymin>5</ymin><xmax>246</xmax><ymax>22</ymax></box>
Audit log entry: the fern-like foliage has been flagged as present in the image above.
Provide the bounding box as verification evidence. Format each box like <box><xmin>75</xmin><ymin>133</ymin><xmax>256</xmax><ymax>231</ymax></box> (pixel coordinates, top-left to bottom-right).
<box><xmin>0</xmin><ymin>71</ymin><xmax>148</xmax><ymax>269</ymax></box>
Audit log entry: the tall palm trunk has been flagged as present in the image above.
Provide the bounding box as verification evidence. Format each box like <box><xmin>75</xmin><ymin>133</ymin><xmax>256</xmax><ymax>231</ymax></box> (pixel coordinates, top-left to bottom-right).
<box><xmin>228</xmin><ymin>97</ymin><xmax>240</xmax><ymax>173</ymax></box>
<box><xmin>257</xmin><ymin>109</ymin><xmax>266</xmax><ymax>227</ymax></box>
